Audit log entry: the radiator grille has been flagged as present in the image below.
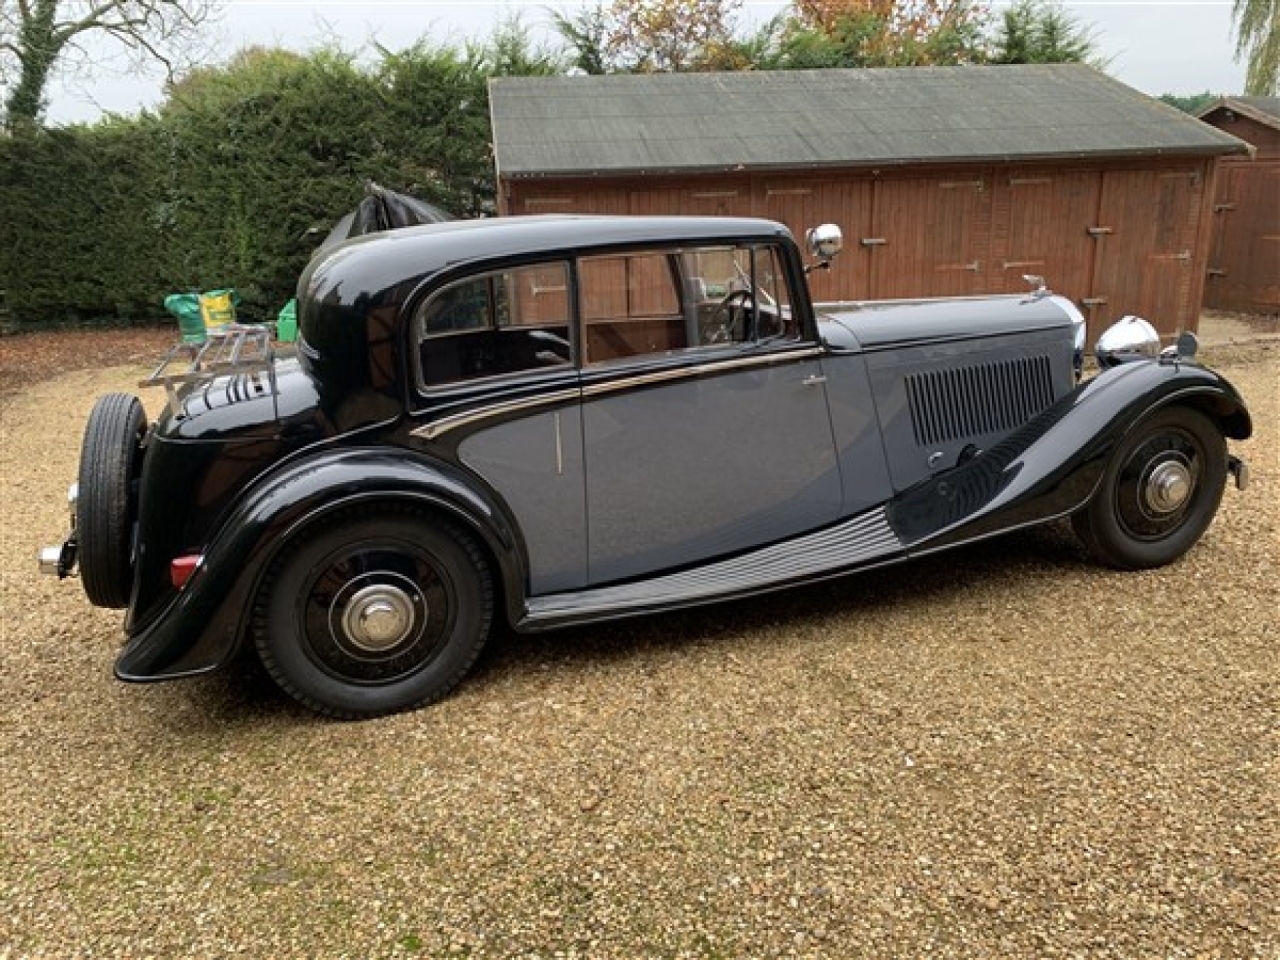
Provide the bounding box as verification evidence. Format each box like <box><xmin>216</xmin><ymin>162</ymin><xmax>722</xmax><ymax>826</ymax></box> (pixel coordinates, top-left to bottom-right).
<box><xmin>906</xmin><ymin>356</ymin><xmax>1056</xmax><ymax>447</ymax></box>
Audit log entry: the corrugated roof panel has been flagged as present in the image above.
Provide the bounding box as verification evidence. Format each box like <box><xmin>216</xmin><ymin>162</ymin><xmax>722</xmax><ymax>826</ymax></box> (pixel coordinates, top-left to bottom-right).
<box><xmin>492</xmin><ymin>65</ymin><xmax>1249</xmax><ymax>177</ymax></box>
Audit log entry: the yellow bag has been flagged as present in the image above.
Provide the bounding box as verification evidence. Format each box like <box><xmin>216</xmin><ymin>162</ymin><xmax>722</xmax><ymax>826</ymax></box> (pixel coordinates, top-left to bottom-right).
<box><xmin>199</xmin><ymin>289</ymin><xmax>238</xmax><ymax>334</ymax></box>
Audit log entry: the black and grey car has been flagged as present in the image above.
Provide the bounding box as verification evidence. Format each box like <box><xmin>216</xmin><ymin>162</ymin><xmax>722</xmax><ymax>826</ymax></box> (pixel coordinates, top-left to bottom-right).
<box><xmin>41</xmin><ymin>216</ymin><xmax>1252</xmax><ymax>718</ymax></box>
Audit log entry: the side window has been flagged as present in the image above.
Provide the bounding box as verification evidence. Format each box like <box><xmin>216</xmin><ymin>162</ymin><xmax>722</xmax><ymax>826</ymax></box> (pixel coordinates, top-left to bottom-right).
<box><xmin>417</xmin><ymin>262</ymin><xmax>572</xmax><ymax>388</ymax></box>
<box><xmin>579</xmin><ymin>253</ymin><xmax>684</xmax><ymax>362</ymax></box>
<box><xmin>578</xmin><ymin>244</ymin><xmax>800</xmax><ymax>365</ymax></box>
<box><xmin>684</xmin><ymin>244</ymin><xmax>796</xmax><ymax>346</ymax></box>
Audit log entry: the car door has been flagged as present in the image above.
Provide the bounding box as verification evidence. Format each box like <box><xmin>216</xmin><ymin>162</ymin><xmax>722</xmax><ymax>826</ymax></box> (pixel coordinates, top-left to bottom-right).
<box><xmin>577</xmin><ymin>242</ymin><xmax>843</xmax><ymax>586</ymax></box>
<box><xmin>410</xmin><ymin>260</ymin><xmax>588</xmax><ymax>596</ymax></box>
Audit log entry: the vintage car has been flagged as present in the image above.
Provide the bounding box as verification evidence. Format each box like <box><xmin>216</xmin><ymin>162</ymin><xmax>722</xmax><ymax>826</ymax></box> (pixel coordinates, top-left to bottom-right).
<box><xmin>40</xmin><ymin>216</ymin><xmax>1252</xmax><ymax>718</ymax></box>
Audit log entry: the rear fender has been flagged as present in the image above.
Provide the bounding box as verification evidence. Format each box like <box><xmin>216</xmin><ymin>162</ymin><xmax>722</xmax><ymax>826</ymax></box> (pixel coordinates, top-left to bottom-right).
<box><xmin>890</xmin><ymin>360</ymin><xmax>1252</xmax><ymax>552</ymax></box>
<box><xmin>115</xmin><ymin>448</ymin><xmax>526</xmax><ymax>681</ymax></box>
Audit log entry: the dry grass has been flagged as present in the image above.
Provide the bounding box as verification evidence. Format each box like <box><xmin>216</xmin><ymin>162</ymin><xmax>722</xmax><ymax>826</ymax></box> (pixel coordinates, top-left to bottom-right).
<box><xmin>0</xmin><ymin>330</ymin><xmax>1275</xmax><ymax>958</ymax></box>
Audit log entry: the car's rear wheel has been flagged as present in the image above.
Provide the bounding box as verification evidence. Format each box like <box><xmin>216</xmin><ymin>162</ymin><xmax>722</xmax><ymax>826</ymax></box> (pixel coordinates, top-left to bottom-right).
<box><xmin>251</xmin><ymin>508</ymin><xmax>494</xmax><ymax>719</ymax></box>
<box><xmin>1073</xmin><ymin>406</ymin><xmax>1227</xmax><ymax>570</ymax></box>
<box><xmin>77</xmin><ymin>393</ymin><xmax>147</xmax><ymax>608</ymax></box>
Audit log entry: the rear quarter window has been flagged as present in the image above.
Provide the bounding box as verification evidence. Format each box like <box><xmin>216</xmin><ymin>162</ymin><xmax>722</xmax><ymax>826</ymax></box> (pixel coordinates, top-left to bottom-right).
<box><xmin>416</xmin><ymin>262</ymin><xmax>572</xmax><ymax>388</ymax></box>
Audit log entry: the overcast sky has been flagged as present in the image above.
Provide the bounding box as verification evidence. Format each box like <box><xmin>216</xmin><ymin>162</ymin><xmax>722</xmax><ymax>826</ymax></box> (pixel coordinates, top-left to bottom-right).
<box><xmin>42</xmin><ymin>1</ymin><xmax>1246</xmax><ymax>125</ymax></box>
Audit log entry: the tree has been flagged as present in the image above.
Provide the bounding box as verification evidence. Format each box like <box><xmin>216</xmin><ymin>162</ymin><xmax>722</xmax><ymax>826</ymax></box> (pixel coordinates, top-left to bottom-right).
<box><xmin>0</xmin><ymin>0</ymin><xmax>219</xmax><ymax>133</ymax></box>
<box><xmin>1231</xmin><ymin>0</ymin><xmax>1279</xmax><ymax>95</ymax></box>
<box><xmin>786</xmin><ymin>0</ymin><xmax>990</xmax><ymax>67</ymax></box>
<box><xmin>549</xmin><ymin>3</ymin><xmax>611</xmax><ymax>74</ymax></box>
<box><xmin>380</xmin><ymin>20</ymin><xmax>561</xmax><ymax>216</ymax></box>
<box><xmin>989</xmin><ymin>0</ymin><xmax>1104</xmax><ymax>66</ymax></box>
<box><xmin>1158</xmin><ymin>92</ymin><xmax>1219</xmax><ymax>114</ymax></box>
<box><xmin>550</xmin><ymin>0</ymin><xmax>745</xmax><ymax>73</ymax></box>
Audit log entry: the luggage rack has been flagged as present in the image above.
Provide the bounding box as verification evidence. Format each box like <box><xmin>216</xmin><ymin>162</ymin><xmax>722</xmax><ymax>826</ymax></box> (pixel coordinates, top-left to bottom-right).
<box><xmin>140</xmin><ymin>324</ymin><xmax>277</xmax><ymax>408</ymax></box>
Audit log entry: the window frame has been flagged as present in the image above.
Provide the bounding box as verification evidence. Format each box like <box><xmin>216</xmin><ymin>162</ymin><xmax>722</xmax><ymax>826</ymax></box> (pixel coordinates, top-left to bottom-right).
<box><xmin>412</xmin><ymin>259</ymin><xmax>576</xmax><ymax>393</ymax></box>
<box><xmin>409</xmin><ymin>238</ymin><xmax>814</xmax><ymax>398</ymax></box>
<box><xmin>576</xmin><ymin>241</ymin><xmax>805</xmax><ymax>369</ymax></box>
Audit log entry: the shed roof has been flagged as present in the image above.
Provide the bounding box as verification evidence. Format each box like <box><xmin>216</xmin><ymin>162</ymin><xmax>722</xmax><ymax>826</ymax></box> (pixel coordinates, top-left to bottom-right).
<box><xmin>490</xmin><ymin>65</ymin><xmax>1249</xmax><ymax>179</ymax></box>
<box><xmin>1197</xmin><ymin>96</ymin><xmax>1280</xmax><ymax>130</ymax></box>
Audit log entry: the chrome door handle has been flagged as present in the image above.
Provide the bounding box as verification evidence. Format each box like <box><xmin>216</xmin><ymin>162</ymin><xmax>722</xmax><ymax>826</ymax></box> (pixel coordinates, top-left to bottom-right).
<box><xmin>802</xmin><ymin>374</ymin><xmax>827</xmax><ymax>387</ymax></box>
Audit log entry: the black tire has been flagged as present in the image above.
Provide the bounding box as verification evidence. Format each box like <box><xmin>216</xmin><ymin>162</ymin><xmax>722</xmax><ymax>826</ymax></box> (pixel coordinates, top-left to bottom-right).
<box><xmin>77</xmin><ymin>393</ymin><xmax>147</xmax><ymax>608</ymax></box>
<box><xmin>251</xmin><ymin>508</ymin><xmax>494</xmax><ymax>719</ymax></box>
<box><xmin>1072</xmin><ymin>406</ymin><xmax>1227</xmax><ymax>570</ymax></box>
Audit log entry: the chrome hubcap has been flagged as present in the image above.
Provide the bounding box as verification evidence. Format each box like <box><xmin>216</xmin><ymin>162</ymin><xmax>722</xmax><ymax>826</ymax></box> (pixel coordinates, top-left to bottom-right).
<box><xmin>1146</xmin><ymin>461</ymin><xmax>1192</xmax><ymax>514</ymax></box>
<box><xmin>341</xmin><ymin>583</ymin><xmax>418</xmax><ymax>652</ymax></box>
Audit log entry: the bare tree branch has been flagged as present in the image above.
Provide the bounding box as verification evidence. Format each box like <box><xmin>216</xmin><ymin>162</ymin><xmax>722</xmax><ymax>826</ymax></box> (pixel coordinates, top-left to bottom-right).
<box><xmin>2</xmin><ymin>0</ymin><xmax>220</xmax><ymax>130</ymax></box>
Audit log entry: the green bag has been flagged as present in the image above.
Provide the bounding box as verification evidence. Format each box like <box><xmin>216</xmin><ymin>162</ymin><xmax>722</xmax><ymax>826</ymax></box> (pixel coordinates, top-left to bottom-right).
<box><xmin>163</xmin><ymin>293</ymin><xmax>205</xmax><ymax>344</ymax></box>
<box><xmin>276</xmin><ymin>298</ymin><xmax>298</xmax><ymax>343</ymax></box>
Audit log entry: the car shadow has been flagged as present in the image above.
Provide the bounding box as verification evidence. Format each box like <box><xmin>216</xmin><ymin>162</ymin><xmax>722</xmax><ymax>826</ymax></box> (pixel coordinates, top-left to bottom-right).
<box><xmin>154</xmin><ymin>521</ymin><xmax>1088</xmax><ymax>726</ymax></box>
<box><xmin>468</xmin><ymin>520</ymin><xmax>1088</xmax><ymax>688</ymax></box>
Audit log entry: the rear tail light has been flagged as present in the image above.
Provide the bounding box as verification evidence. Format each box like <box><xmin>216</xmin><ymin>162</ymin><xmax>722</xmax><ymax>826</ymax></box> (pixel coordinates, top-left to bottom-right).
<box><xmin>170</xmin><ymin>554</ymin><xmax>203</xmax><ymax>589</ymax></box>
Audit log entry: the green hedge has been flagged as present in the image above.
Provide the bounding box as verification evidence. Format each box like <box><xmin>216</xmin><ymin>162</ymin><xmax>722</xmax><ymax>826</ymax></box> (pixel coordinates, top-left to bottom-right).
<box><xmin>0</xmin><ymin>42</ymin><xmax>550</xmax><ymax>332</ymax></box>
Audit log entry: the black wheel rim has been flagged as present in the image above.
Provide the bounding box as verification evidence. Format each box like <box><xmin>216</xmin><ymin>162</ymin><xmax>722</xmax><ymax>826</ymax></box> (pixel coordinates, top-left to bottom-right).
<box><xmin>1113</xmin><ymin>428</ymin><xmax>1203</xmax><ymax>541</ymax></box>
<box><xmin>297</xmin><ymin>540</ymin><xmax>455</xmax><ymax>686</ymax></box>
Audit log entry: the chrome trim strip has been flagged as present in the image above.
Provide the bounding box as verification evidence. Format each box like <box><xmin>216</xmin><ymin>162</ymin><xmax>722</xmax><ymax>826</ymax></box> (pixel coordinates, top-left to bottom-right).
<box><xmin>554</xmin><ymin>412</ymin><xmax>564</xmax><ymax>476</ymax></box>
<box><xmin>582</xmin><ymin>346</ymin><xmax>824</xmax><ymax>399</ymax></box>
<box><xmin>818</xmin><ymin>294</ymin><xmax>1027</xmax><ymax>309</ymax></box>
<box><xmin>413</xmin><ymin>348</ymin><xmax>823</xmax><ymax>439</ymax></box>
<box><xmin>411</xmin><ymin>388</ymin><xmax>581</xmax><ymax>441</ymax></box>
<box><xmin>526</xmin><ymin>506</ymin><xmax>901</xmax><ymax>622</ymax></box>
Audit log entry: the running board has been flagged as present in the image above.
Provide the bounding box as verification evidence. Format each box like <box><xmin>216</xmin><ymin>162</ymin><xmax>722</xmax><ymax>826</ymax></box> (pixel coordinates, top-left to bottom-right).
<box><xmin>522</xmin><ymin>507</ymin><xmax>903</xmax><ymax>629</ymax></box>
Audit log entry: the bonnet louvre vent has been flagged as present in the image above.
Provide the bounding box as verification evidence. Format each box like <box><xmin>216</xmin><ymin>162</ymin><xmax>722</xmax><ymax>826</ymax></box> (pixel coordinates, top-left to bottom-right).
<box><xmin>906</xmin><ymin>356</ymin><xmax>1055</xmax><ymax>447</ymax></box>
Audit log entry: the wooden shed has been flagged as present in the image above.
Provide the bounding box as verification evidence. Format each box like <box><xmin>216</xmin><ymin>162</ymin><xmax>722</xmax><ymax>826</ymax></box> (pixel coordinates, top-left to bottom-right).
<box><xmin>1197</xmin><ymin>96</ymin><xmax>1280</xmax><ymax>313</ymax></box>
<box><xmin>490</xmin><ymin>65</ymin><xmax>1249</xmax><ymax>344</ymax></box>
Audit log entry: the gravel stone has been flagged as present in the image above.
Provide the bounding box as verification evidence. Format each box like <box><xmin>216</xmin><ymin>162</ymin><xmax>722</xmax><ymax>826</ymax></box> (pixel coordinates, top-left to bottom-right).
<box><xmin>0</xmin><ymin>325</ymin><xmax>1276</xmax><ymax>958</ymax></box>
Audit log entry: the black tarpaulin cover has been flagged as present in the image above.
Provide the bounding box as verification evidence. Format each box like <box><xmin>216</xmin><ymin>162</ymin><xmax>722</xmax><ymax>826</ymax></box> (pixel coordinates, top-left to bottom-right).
<box><xmin>318</xmin><ymin>183</ymin><xmax>454</xmax><ymax>252</ymax></box>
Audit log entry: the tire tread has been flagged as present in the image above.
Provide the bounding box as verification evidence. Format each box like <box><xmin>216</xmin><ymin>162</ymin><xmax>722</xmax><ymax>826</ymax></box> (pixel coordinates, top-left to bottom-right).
<box><xmin>77</xmin><ymin>393</ymin><xmax>146</xmax><ymax>608</ymax></box>
<box><xmin>1073</xmin><ymin>406</ymin><xmax>1227</xmax><ymax>571</ymax></box>
<box><xmin>250</xmin><ymin>505</ymin><xmax>494</xmax><ymax>719</ymax></box>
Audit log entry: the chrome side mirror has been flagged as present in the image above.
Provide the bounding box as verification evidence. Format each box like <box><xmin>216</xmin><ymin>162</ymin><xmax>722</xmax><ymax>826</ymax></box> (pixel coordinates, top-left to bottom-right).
<box><xmin>1160</xmin><ymin>331</ymin><xmax>1199</xmax><ymax>364</ymax></box>
<box><xmin>806</xmin><ymin>224</ymin><xmax>843</xmax><ymax>261</ymax></box>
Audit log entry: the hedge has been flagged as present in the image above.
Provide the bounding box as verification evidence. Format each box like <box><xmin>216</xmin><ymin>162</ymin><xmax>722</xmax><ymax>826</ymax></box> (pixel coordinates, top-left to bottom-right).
<box><xmin>0</xmin><ymin>41</ymin><xmax>555</xmax><ymax>333</ymax></box>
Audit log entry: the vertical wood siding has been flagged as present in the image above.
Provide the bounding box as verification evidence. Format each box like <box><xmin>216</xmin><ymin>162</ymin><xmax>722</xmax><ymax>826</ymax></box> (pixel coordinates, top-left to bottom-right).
<box><xmin>1200</xmin><ymin>113</ymin><xmax>1280</xmax><ymax>313</ymax></box>
<box><xmin>1090</xmin><ymin>167</ymin><xmax>1205</xmax><ymax>340</ymax></box>
<box><xmin>1205</xmin><ymin>162</ymin><xmax>1280</xmax><ymax>311</ymax></box>
<box><xmin>502</xmin><ymin>156</ymin><xmax>1221</xmax><ymax>340</ymax></box>
<box><xmin>763</xmin><ymin>180</ymin><xmax>874</xmax><ymax>302</ymax></box>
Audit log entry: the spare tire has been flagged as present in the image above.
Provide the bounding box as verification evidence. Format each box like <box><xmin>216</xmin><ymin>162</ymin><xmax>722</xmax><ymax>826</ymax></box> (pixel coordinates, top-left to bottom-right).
<box><xmin>77</xmin><ymin>393</ymin><xmax>147</xmax><ymax>608</ymax></box>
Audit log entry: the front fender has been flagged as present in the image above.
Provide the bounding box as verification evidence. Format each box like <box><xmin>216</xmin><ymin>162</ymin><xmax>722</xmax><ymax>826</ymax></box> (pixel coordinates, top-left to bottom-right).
<box><xmin>890</xmin><ymin>359</ymin><xmax>1252</xmax><ymax>551</ymax></box>
<box><xmin>115</xmin><ymin>448</ymin><xmax>526</xmax><ymax>682</ymax></box>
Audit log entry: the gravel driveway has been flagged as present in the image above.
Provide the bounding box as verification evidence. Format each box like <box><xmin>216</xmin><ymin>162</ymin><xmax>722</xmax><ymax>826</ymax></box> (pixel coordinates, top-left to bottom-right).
<box><xmin>1</xmin><ymin>331</ymin><xmax>1276</xmax><ymax>958</ymax></box>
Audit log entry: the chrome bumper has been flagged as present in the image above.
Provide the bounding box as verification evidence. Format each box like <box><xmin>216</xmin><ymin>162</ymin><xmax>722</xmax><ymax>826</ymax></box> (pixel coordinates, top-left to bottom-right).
<box><xmin>38</xmin><ymin>484</ymin><xmax>79</xmax><ymax>578</ymax></box>
<box><xmin>38</xmin><ymin>542</ymin><xmax>76</xmax><ymax>577</ymax></box>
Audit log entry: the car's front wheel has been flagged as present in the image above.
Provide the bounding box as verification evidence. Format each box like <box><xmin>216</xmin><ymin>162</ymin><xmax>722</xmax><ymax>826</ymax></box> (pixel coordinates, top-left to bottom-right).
<box><xmin>1073</xmin><ymin>406</ymin><xmax>1227</xmax><ymax>570</ymax></box>
<box><xmin>251</xmin><ymin>508</ymin><xmax>494</xmax><ymax>719</ymax></box>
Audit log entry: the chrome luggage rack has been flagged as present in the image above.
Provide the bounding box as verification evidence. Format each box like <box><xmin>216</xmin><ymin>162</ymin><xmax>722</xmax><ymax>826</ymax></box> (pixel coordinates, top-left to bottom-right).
<box><xmin>140</xmin><ymin>324</ymin><xmax>277</xmax><ymax>408</ymax></box>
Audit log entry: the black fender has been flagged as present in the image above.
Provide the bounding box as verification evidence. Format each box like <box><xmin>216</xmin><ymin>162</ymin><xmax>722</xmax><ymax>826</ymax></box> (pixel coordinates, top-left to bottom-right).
<box><xmin>889</xmin><ymin>359</ymin><xmax>1252</xmax><ymax>552</ymax></box>
<box><xmin>115</xmin><ymin>448</ymin><xmax>528</xmax><ymax>681</ymax></box>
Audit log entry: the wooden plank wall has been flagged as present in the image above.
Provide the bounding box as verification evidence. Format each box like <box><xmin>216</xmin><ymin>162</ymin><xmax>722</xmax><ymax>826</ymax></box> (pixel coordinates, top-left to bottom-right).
<box><xmin>501</xmin><ymin>156</ymin><xmax>1219</xmax><ymax>343</ymax></box>
<box><xmin>1200</xmin><ymin>113</ymin><xmax>1280</xmax><ymax>313</ymax></box>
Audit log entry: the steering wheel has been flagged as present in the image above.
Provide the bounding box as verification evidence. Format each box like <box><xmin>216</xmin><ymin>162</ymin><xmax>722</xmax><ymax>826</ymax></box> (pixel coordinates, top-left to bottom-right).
<box><xmin>707</xmin><ymin>289</ymin><xmax>756</xmax><ymax>344</ymax></box>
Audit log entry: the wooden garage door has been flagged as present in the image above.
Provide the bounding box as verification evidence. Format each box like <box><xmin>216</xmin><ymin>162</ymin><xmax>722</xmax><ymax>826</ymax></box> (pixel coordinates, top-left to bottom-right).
<box><xmin>1089</xmin><ymin>168</ymin><xmax>1203</xmax><ymax>339</ymax></box>
<box><xmin>1206</xmin><ymin>162</ymin><xmax>1280</xmax><ymax>312</ymax></box>
<box><xmin>993</xmin><ymin>170</ymin><xmax>1101</xmax><ymax>303</ymax></box>
<box><xmin>763</xmin><ymin>180</ymin><xmax>874</xmax><ymax>303</ymax></box>
<box><xmin>871</xmin><ymin>177</ymin><xmax>990</xmax><ymax>299</ymax></box>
